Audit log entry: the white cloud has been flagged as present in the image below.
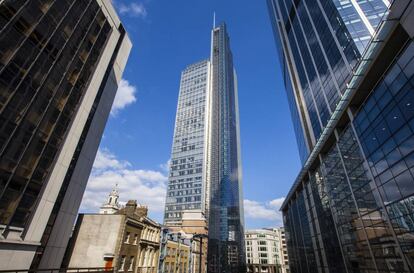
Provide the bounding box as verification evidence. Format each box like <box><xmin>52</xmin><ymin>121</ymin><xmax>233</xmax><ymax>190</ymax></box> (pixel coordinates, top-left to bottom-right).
<box><xmin>244</xmin><ymin>197</ymin><xmax>285</xmax><ymax>225</ymax></box>
<box><xmin>116</xmin><ymin>1</ymin><xmax>147</xmax><ymax>18</ymax></box>
<box><xmin>80</xmin><ymin>148</ymin><xmax>167</xmax><ymax>214</ymax></box>
<box><xmin>92</xmin><ymin>148</ymin><xmax>130</xmax><ymax>170</ymax></box>
<box><xmin>111</xmin><ymin>79</ymin><xmax>137</xmax><ymax>116</ymax></box>
<box><xmin>269</xmin><ymin>197</ymin><xmax>285</xmax><ymax>209</ymax></box>
<box><xmin>159</xmin><ymin>159</ymin><xmax>171</xmax><ymax>173</ymax></box>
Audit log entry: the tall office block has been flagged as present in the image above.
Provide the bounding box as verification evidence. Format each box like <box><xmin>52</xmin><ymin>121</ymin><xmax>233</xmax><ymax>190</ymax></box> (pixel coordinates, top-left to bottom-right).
<box><xmin>207</xmin><ymin>23</ymin><xmax>245</xmax><ymax>273</ymax></box>
<box><xmin>0</xmin><ymin>0</ymin><xmax>131</xmax><ymax>270</ymax></box>
<box><xmin>164</xmin><ymin>23</ymin><xmax>245</xmax><ymax>273</ymax></box>
<box><xmin>164</xmin><ymin>60</ymin><xmax>211</xmax><ymax>226</ymax></box>
<box><xmin>268</xmin><ymin>0</ymin><xmax>414</xmax><ymax>272</ymax></box>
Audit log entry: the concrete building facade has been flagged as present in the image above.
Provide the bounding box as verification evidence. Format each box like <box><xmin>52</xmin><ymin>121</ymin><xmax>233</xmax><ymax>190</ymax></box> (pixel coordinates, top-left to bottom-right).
<box><xmin>0</xmin><ymin>0</ymin><xmax>131</xmax><ymax>270</ymax></box>
<box><xmin>65</xmin><ymin>200</ymin><xmax>161</xmax><ymax>273</ymax></box>
<box><xmin>245</xmin><ymin>229</ymin><xmax>281</xmax><ymax>273</ymax></box>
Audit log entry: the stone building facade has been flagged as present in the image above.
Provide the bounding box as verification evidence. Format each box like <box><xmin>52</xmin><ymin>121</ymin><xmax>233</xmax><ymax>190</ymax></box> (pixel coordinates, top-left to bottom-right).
<box><xmin>273</xmin><ymin>228</ymin><xmax>289</xmax><ymax>273</ymax></box>
<box><xmin>165</xmin><ymin>211</ymin><xmax>208</xmax><ymax>273</ymax></box>
<box><xmin>245</xmin><ymin>229</ymin><xmax>281</xmax><ymax>273</ymax></box>
<box><xmin>64</xmin><ymin>200</ymin><xmax>161</xmax><ymax>272</ymax></box>
<box><xmin>159</xmin><ymin>232</ymin><xmax>191</xmax><ymax>273</ymax></box>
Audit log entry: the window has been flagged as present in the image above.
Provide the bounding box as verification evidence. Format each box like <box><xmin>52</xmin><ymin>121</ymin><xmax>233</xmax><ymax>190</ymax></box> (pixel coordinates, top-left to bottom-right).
<box><xmin>119</xmin><ymin>255</ymin><xmax>126</xmax><ymax>270</ymax></box>
<box><xmin>128</xmin><ymin>256</ymin><xmax>134</xmax><ymax>271</ymax></box>
<box><xmin>133</xmin><ymin>234</ymin><xmax>138</xmax><ymax>245</ymax></box>
<box><xmin>125</xmin><ymin>232</ymin><xmax>130</xmax><ymax>243</ymax></box>
<box><xmin>0</xmin><ymin>2</ymin><xmax>112</xmax><ymax>231</ymax></box>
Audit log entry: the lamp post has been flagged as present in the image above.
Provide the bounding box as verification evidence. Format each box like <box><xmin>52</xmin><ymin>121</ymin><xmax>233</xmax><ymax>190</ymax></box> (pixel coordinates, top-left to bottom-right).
<box><xmin>192</xmin><ymin>234</ymin><xmax>208</xmax><ymax>273</ymax></box>
<box><xmin>174</xmin><ymin>232</ymin><xmax>182</xmax><ymax>273</ymax></box>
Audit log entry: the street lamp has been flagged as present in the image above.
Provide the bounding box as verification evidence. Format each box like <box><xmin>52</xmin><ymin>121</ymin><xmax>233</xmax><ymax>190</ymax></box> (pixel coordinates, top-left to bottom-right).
<box><xmin>192</xmin><ymin>234</ymin><xmax>208</xmax><ymax>273</ymax></box>
<box><xmin>174</xmin><ymin>232</ymin><xmax>182</xmax><ymax>273</ymax></box>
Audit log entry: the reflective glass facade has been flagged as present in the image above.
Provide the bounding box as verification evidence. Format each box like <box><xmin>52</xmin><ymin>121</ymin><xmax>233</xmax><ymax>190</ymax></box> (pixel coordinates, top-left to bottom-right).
<box><xmin>164</xmin><ymin>60</ymin><xmax>210</xmax><ymax>225</ymax></box>
<box><xmin>207</xmin><ymin>24</ymin><xmax>246</xmax><ymax>273</ymax></box>
<box><xmin>267</xmin><ymin>0</ymin><xmax>387</xmax><ymax>155</ymax></box>
<box><xmin>281</xmin><ymin>39</ymin><xmax>414</xmax><ymax>273</ymax></box>
<box><xmin>333</xmin><ymin>0</ymin><xmax>389</xmax><ymax>53</ymax></box>
<box><xmin>0</xmin><ymin>0</ymin><xmax>131</xmax><ymax>269</ymax></box>
<box><xmin>0</xmin><ymin>0</ymin><xmax>111</xmax><ymax>230</ymax></box>
<box><xmin>268</xmin><ymin>0</ymin><xmax>311</xmax><ymax>163</ymax></box>
<box><xmin>268</xmin><ymin>0</ymin><xmax>414</xmax><ymax>272</ymax></box>
<box><xmin>163</xmin><ymin>24</ymin><xmax>245</xmax><ymax>272</ymax></box>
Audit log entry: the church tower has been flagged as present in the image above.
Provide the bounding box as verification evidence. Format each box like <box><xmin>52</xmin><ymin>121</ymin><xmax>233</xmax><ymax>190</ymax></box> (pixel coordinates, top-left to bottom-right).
<box><xmin>99</xmin><ymin>184</ymin><xmax>120</xmax><ymax>214</ymax></box>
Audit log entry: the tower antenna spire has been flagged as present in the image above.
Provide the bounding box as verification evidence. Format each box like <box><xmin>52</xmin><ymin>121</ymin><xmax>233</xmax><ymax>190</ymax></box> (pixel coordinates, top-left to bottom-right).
<box><xmin>213</xmin><ymin>12</ymin><xmax>216</xmax><ymax>28</ymax></box>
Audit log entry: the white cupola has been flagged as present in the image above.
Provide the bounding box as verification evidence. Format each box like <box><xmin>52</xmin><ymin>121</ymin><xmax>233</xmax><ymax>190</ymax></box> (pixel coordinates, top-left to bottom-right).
<box><xmin>99</xmin><ymin>183</ymin><xmax>120</xmax><ymax>214</ymax></box>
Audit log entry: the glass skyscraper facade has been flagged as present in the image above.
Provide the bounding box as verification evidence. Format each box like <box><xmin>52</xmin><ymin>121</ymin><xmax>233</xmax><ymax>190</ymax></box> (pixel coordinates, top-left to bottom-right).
<box><xmin>164</xmin><ymin>60</ymin><xmax>210</xmax><ymax>226</ymax></box>
<box><xmin>164</xmin><ymin>23</ymin><xmax>245</xmax><ymax>273</ymax></box>
<box><xmin>207</xmin><ymin>23</ymin><xmax>245</xmax><ymax>273</ymax></box>
<box><xmin>268</xmin><ymin>0</ymin><xmax>414</xmax><ymax>272</ymax></box>
<box><xmin>0</xmin><ymin>0</ymin><xmax>131</xmax><ymax>270</ymax></box>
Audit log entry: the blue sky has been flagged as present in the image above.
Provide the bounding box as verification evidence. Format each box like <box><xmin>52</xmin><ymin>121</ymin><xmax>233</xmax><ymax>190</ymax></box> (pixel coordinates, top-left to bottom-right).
<box><xmin>80</xmin><ymin>0</ymin><xmax>301</xmax><ymax>229</ymax></box>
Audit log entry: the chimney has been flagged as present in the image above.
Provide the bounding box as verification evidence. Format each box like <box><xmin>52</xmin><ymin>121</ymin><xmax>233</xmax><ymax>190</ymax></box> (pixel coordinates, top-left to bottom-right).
<box><xmin>135</xmin><ymin>205</ymin><xmax>148</xmax><ymax>218</ymax></box>
<box><xmin>124</xmin><ymin>200</ymin><xmax>137</xmax><ymax>216</ymax></box>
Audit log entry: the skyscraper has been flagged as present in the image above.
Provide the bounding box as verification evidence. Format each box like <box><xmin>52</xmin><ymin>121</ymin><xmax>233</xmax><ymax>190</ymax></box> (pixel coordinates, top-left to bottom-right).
<box><xmin>164</xmin><ymin>60</ymin><xmax>211</xmax><ymax>226</ymax></box>
<box><xmin>207</xmin><ymin>23</ymin><xmax>245</xmax><ymax>273</ymax></box>
<box><xmin>0</xmin><ymin>0</ymin><xmax>131</xmax><ymax>270</ymax></box>
<box><xmin>164</xmin><ymin>23</ymin><xmax>245</xmax><ymax>273</ymax></box>
<box><xmin>268</xmin><ymin>0</ymin><xmax>414</xmax><ymax>272</ymax></box>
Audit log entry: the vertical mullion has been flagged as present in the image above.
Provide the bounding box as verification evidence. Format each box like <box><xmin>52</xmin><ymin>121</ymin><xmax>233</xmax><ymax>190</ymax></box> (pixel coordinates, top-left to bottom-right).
<box><xmin>0</xmin><ymin>0</ymin><xmax>31</xmax><ymax>34</ymax></box>
<box><xmin>0</xmin><ymin>0</ymin><xmax>96</xmax><ymax>228</ymax></box>
<box><xmin>0</xmin><ymin>0</ymin><xmax>69</xmax><ymax>116</ymax></box>
<box><xmin>10</xmin><ymin>5</ymin><xmax>104</xmax><ymax>230</ymax></box>
<box><xmin>0</xmin><ymin>0</ymin><xmax>79</xmax><ymax>156</ymax></box>
<box><xmin>0</xmin><ymin>0</ymin><xmax>55</xmax><ymax>84</ymax></box>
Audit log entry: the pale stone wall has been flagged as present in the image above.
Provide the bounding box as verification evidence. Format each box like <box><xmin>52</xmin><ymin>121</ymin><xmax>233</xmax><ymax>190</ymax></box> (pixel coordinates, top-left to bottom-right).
<box><xmin>68</xmin><ymin>214</ymin><xmax>123</xmax><ymax>268</ymax></box>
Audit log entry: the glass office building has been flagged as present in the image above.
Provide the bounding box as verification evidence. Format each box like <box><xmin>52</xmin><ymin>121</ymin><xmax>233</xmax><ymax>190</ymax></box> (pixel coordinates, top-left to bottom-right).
<box><xmin>207</xmin><ymin>23</ymin><xmax>245</xmax><ymax>273</ymax></box>
<box><xmin>164</xmin><ymin>23</ymin><xmax>245</xmax><ymax>273</ymax></box>
<box><xmin>164</xmin><ymin>60</ymin><xmax>210</xmax><ymax>226</ymax></box>
<box><xmin>268</xmin><ymin>0</ymin><xmax>414</xmax><ymax>272</ymax></box>
<box><xmin>0</xmin><ymin>0</ymin><xmax>131</xmax><ymax>270</ymax></box>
